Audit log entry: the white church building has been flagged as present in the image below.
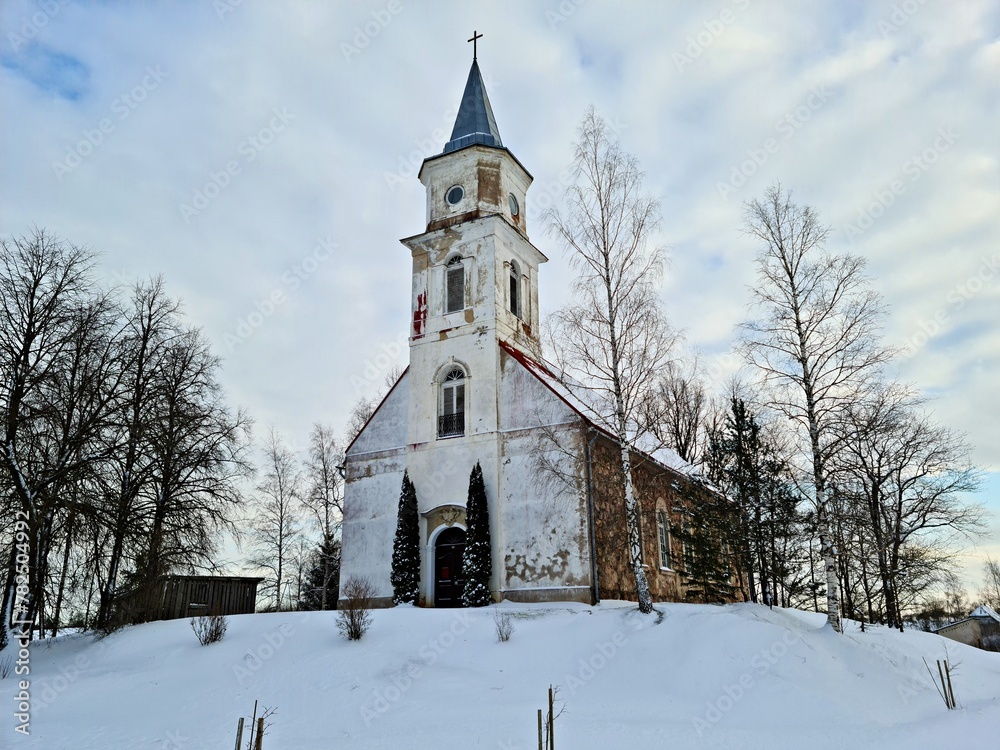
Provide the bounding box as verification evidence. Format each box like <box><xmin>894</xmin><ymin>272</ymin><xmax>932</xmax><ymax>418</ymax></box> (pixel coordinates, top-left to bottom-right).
<box><xmin>340</xmin><ymin>52</ymin><xmax>710</xmax><ymax>608</ymax></box>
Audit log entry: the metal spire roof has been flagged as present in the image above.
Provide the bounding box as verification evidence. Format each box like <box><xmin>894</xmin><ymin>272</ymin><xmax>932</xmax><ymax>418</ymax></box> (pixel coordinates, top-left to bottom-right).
<box><xmin>443</xmin><ymin>59</ymin><xmax>503</xmax><ymax>154</ymax></box>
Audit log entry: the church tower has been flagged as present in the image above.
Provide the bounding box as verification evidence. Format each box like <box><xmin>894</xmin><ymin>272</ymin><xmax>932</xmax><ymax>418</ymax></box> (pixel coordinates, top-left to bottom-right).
<box><xmin>342</xmin><ymin>45</ymin><xmax>595</xmax><ymax>609</ymax></box>
<box><xmin>399</xmin><ymin>51</ymin><xmax>551</xmax><ymax>605</ymax></box>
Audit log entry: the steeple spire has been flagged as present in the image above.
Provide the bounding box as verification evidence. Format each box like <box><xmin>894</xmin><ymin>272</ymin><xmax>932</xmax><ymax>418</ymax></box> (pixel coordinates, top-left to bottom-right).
<box><xmin>443</xmin><ymin>55</ymin><xmax>503</xmax><ymax>154</ymax></box>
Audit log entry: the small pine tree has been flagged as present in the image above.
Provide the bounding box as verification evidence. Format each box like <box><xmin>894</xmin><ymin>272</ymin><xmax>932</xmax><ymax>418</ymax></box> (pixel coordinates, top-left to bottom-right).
<box><xmin>300</xmin><ymin>537</ymin><xmax>341</xmax><ymax>611</ymax></box>
<box><xmin>390</xmin><ymin>471</ymin><xmax>420</xmax><ymax>605</ymax></box>
<box><xmin>672</xmin><ymin>480</ymin><xmax>736</xmax><ymax>604</ymax></box>
<box><xmin>462</xmin><ymin>461</ymin><xmax>493</xmax><ymax>607</ymax></box>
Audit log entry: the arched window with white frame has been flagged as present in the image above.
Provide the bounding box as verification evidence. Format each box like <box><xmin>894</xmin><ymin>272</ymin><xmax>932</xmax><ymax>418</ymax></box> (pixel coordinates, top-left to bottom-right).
<box><xmin>657</xmin><ymin>510</ymin><xmax>672</xmax><ymax>569</ymax></box>
<box><xmin>438</xmin><ymin>367</ymin><xmax>466</xmax><ymax>438</ymax></box>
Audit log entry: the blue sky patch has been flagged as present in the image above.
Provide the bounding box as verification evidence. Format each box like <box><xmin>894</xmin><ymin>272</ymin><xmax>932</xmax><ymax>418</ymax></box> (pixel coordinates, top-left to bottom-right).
<box><xmin>2</xmin><ymin>42</ymin><xmax>89</xmax><ymax>100</ymax></box>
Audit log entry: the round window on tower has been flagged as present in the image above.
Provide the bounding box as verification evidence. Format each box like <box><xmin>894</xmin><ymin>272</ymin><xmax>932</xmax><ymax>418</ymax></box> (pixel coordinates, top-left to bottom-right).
<box><xmin>446</xmin><ymin>185</ymin><xmax>465</xmax><ymax>206</ymax></box>
<box><xmin>508</xmin><ymin>193</ymin><xmax>520</xmax><ymax>216</ymax></box>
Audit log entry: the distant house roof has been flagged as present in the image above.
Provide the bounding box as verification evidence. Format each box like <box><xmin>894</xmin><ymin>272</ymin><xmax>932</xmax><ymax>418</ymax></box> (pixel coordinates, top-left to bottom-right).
<box><xmin>934</xmin><ymin>603</ymin><xmax>1000</xmax><ymax>634</ymax></box>
<box><xmin>498</xmin><ymin>340</ymin><xmax>698</xmax><ymax>479</ymax></box>
<box><xmin>969</xmin><ymin>604</ymin><xmax>1000</xmax><ymax>622</ymax></box>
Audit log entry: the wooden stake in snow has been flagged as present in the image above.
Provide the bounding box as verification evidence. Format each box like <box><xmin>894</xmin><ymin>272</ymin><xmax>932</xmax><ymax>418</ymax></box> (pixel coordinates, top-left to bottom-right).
<box><xmin>233</xmin><ymin>717</ymin><xmax>244</xmax><ymax>750</ymax></box>
<box><xmin>548</xmin><ymin>685</ymin><xmax>555</xmax><ymax>750</ymax></box>
<box><xmin>944</xmin><ymin>661</ymin><xmax>957</xmax><ymax>709</ymax></box>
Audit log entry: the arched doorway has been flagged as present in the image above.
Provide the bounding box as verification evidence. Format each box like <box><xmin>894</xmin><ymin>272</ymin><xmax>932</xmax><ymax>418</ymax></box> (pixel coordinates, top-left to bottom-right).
<box><xmin>434</xmin><ymin>527</ymin><xmax>466</xmax><ymax>607</ymax></box>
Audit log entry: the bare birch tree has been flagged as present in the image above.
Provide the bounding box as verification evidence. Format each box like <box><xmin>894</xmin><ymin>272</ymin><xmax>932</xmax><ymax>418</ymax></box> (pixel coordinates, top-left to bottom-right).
<box><xmin>301</xmin><ymin>423</ymin><xmax>344</xmax><ymax>610</ymax></box>
<box><xmin>248</xmin><ymin>430</ymin><xmax>302</xmax><ymax>610</ymax></box>
<box><xmin>981</xmin><ymin>558</ymin><xmax>1000</xmax><ymax>611</ymax></box>
<box><xmin>642</xmin><ymin>359</ymin><xmax>708</xmax><ymax>464</ymax></box>
<box><xmin>739</xmin><ymin>184</ymin><xmax>894</xmax><ymax>632</ymax></box>
<box><xmin>834</xmin><ymin>382</ymin><xmax>983</xmax><ymax>628</ymax></box>
<box><xmin>546</xmin><ymin>108</ymin><xmax>677</xmax><ymax>614</ymax></box>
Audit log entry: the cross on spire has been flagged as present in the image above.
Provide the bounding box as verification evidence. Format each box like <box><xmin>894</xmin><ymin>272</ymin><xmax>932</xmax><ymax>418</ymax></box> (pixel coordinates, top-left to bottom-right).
<box><xmin>468</xmin><ymin>29</ymin><xmax>483</xmax><ymax>60</ymax></box>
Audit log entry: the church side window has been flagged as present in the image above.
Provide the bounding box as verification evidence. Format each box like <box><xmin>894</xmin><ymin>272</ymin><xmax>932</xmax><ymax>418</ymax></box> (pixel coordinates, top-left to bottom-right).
<box><xmin>683</xmin><ymin>520</ymin><xmax>694</xmax><ymax>575</ymax></box>
<box><xmin>438</xmin><ymin>368</ymin><xmax>466</xmax><ymax>438</ymax></box>
<box><xmin>657</xmin><ymin>511</ymin><xmax>672</xmax><ymax>570</ymax></box>
<box><xmin>509</xmin><ymin>260</ymin><xmax>520</xmax><ymax>318</ymax></box>
<box><xmin>445</xmin><ymin>256</ymin><xmax>464</xmax><ymax>314</ymax></box>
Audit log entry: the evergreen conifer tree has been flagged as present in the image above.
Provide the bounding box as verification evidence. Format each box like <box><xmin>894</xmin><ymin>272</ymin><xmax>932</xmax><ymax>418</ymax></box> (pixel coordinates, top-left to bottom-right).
<box><xmin>390</xmin><ymin>471</ymin><xmax>420</xmax><ymax>605</ymax></box>
<box><xmin>300</xmin><ymin>538</ymin><xmax>341</xmax><ymax>611</ymax></box>
<box><xmin>672</xmin><ymin>480</ymin><xmax>736</xmax><ymax>604</ymax></box>
<box><xmin>461</xmin><ymin>461</ymin><xmax>493</xmax><ymax>607</ymax></box>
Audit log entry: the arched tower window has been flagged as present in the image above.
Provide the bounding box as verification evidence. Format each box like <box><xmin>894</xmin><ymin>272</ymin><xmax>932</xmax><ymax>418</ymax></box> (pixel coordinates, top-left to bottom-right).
<box><xmin>445</xmin><ymin>256</ymin><xmax>465</xmax><ymax>314</ymax></box>
<box><xmin>438</xmin><ymin>367</ymin><xmax>466</xmax><ymax>438</ymax></box>
<box><xmin>509</xmin><ymin>260</ymin><xmax>520</xmax><ymax>318</ymax></box>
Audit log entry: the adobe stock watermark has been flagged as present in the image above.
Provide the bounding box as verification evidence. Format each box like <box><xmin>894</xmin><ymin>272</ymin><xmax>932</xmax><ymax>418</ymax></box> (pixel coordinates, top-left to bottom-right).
<box><xmin>896</xmin><ymin>666</ymin><xmax>937</xmax><ymax>705</ymax></box>
<box><xmin>360</xmin><ymin>611</ymin><xmax>473</xmax><ymax>725</ymax></box>
<box><xmin>351</xmin><ymin>331</ymin><xmax>408</xmax><ymax>394</ymax></box>
<box><xmin>51</xmin><ymin>65</ymin><xmax>169</xmax><ymax>182</ymax></box>
<box><xmin>224</xmin><ymin>235</ymin><xmax>337</xmax><ymax>352</ymax></box>
<box><xmin>702</xmin><ymin>350</ymin><xmax>743</xmax><ymax>389</ymax></box>
<box><xmin>30</xmin><ymin>639</ymin><xmax>110</xmax><ymax>715</ymax></box>
<box><xmin>692</xmin><ymin>629</ymin><xmax>797</xmax><ymax>735</ymax></box>
<box><xmin>716</xmin><ymin>84</ymin><xmax>833</xmax><ymax>200</ymax></box>
<box><xmin>562</xmin><ymin>631</ymin><xmax>628</xmax><ymax>695</ymax></box>
<box><xmin>841</xmin><ymin>127</ymin><xmax>958</xmax><ymax>243</ymax></box>
<box><xmin>340</xmin><ymin>0</ymin><xmax>403</xmax><ymax>63</ymax></box>
<box><xmin>178</xmin><ymin>107</ymin><xmax>295</xmax><ymax>223</ymax></box>
<box><xmin>878</xmin><ymin>0</ymin><xmax>929</xmax><ymax>37</ymax></box>
<box><xmin>546</xmin><ymin>0</ymin><xmax>588</xmax><ymax>28</ymax></box>
<box><xmin>11</xmin><ymin>512</ymin><xmax>32</xmax><ymax>735</ymax></box>
<box><xmin>214</xmin><ymin>0</ymin><xmax>245</xmax><ymax>21</ymax></box>
<box><xmin>382</xmin><ymin>72</ymin><xmax>507</xmax><ymax>191</ymax></box>
<box><xmin>899</xmin><ymin>252</ymin><xmax>998</xmax><ymax>358</ymax></box>
<box><xmin>674</xmin><ymin>0</ymin><xmax>751</xmax><ymax>71</ymax></box>
<box><xmin>233</xmin><ymin>623</ymin><xmax>294</xmax><ymax>684</ymax></box>
<box><xmin>383</xmin><ymin>101</ymin><xmax>461</xmax><ymax>191</ymax></box>
<box><xmin>6</xmin><ymin>0</ymin><xmax>71</xmax><ymax>52</ymax></box>
<box><xmin>520</xmin><ymin>116</ymin><xmax>626</xmax><ymax>224</ymax></box>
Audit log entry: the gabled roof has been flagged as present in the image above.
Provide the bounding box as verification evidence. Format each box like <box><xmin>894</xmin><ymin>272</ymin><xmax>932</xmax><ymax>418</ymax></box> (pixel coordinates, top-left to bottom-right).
<box><xmin>934</xmin><ymin>604</ymin><xmax>1000</xmax><ymax>634</ymax></box>
<box><xmin>498</xmin><ymin>340</ymin><xmax>696</xmax><ymax>478</ymax></box>
<box><xmin>443</xmin><ymin>59</ymin><xmax>503</xmax><ymax>154</ymax></box>
<box><xmin>970</xmin><ymin>604</ymin><xmax>1000</xmax><ymax>622</ymax></box>
<box><xmin>344</xmin><ymin>366</ymin><xmax>410</xmax><ymax>457</ymax></box>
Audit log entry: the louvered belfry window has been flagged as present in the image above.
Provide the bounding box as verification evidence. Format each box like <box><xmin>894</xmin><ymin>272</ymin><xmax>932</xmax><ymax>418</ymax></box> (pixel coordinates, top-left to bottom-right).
<box><xmin>439</xmin><ymin>368</ymin><xmax>466</xmax><ymax>438</ymax></box>
<box><xmin>509</xmin><ymin>261</ymin><xmax>520</xmax><ymax>318</ymax></box>
<box><xmin>446</xmin><ymin>256</ymin><xmax>464</xmax><ymax>313</ymax></box>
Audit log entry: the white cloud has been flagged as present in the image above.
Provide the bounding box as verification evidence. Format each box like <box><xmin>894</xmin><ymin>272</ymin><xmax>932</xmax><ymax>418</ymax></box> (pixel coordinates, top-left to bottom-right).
<box><xmin>1</xmin><ymin>0</ymin><xmax>997</xmax><ymax>555</ymax></box>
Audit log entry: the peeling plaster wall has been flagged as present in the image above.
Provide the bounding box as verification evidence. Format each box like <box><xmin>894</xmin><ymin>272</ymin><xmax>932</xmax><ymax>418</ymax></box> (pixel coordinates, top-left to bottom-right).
<box><xmin>340</xmin><ymin>373</ymin><xmax>410</xmax><ymax>603</ymax></box>
<box><xmin>340</xmin><ymin>451</ymin><xmax>405</xmax><ymax>603</ymax></box>
<box><xmin>498</xmin><ymin>351</ymin><xmax>592</xmax><ymax>600</ymax></box>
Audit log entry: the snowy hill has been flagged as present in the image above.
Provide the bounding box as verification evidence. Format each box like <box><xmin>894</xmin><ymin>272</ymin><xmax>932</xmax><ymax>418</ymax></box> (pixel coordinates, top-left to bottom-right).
<box><xmin>7</xmin><ymin>602</ymin><xmax>1000</xmax><ymax>749</ymax></box>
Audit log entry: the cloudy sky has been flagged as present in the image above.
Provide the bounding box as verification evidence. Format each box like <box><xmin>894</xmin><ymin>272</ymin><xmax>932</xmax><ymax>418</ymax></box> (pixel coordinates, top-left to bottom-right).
<box><xmin>2</xmin><ymin>1</ymin><xmax>997</xmax><ymax>585</ymax></box>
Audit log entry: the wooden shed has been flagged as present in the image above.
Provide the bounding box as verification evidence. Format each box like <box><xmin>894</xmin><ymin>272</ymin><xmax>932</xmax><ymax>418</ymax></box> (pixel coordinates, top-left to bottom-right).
<box><xmin>116</xmin><ymin>575</ymin><xmax>264</xmax><ymax>623</ymax></box>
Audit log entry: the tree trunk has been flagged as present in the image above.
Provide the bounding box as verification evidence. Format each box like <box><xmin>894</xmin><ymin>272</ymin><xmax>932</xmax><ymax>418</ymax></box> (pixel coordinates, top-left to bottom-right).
<box><xmin>620</xmin><ymin>445</ymin><xmax>652</xmax><ymax>613</ymax></box>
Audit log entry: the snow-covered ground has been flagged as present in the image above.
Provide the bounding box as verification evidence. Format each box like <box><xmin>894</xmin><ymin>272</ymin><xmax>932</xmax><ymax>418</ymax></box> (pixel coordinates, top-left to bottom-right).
<box><xmin>5</xmin><ymin>601</ymin><xmax>999</xmax><ymax>749</ymax></box>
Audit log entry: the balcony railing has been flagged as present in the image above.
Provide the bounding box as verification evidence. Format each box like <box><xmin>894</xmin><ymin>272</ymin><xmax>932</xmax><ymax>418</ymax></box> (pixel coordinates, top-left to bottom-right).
<box><xmin>438</xmin><ymin>412</ymin><xmax>465</xmax><ymax>438</ymax></box>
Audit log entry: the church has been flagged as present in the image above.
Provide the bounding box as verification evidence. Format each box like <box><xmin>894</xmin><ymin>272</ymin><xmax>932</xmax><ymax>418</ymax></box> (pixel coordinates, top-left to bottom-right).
<box><xmin>340</xmin><ymin>48</ymin><xmax>727</xmax><ymax>608</ymax></box>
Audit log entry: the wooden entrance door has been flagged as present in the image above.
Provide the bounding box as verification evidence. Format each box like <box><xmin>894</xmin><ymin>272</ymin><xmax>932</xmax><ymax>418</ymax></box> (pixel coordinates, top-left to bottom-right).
<box><xmin>434</xmin><ymin>527</ymin><xmax>466</xmax><ymax>607</ymax></box>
